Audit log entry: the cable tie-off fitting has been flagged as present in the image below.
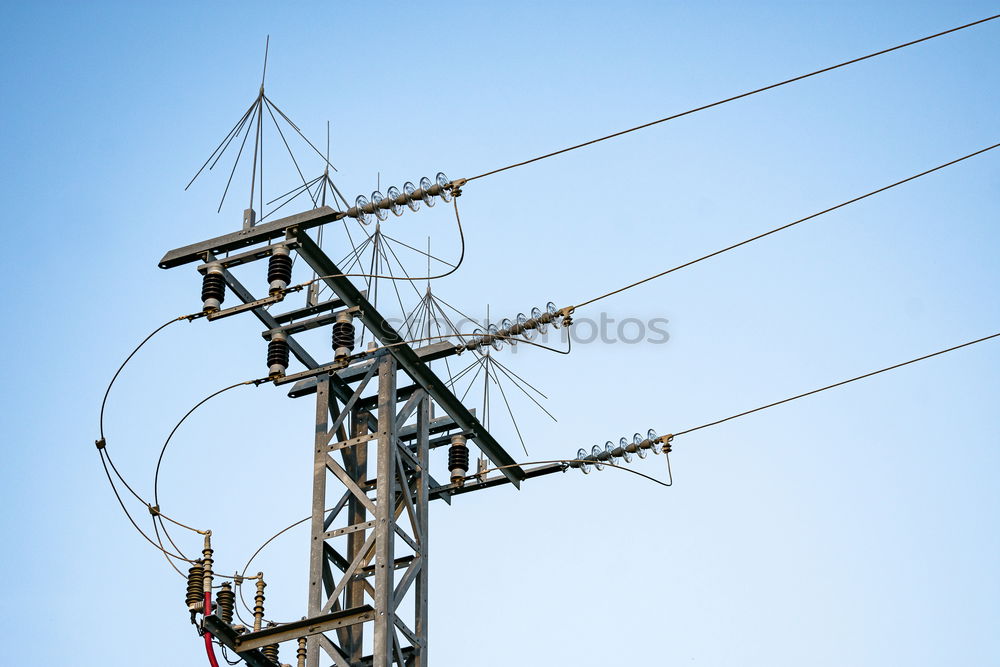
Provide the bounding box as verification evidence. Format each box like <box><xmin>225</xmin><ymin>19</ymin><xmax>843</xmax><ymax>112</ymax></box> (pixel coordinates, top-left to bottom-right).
<box><xmin>95</xmin><ymin>438</ymin><xmax>106</xmax><ymax>450</ymax></box>
<box><xmin>449</xmin><ymin>178</ymin><xmax>467</xmax><ymax>197</ymax></box>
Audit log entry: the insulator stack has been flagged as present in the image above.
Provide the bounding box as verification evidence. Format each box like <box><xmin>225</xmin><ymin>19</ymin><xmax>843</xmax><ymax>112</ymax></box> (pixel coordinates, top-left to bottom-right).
<box><xmin>448</xmin><ymin>434</ymin><xmax>470</xmax><ymax>487</ymax></box>
<box><xmin>261</xmin><ymin>625</ymin><xmax>279</xmax><ymax>664</ymax></box>
<box><xmin>267</xmin><ymin>333</ymin><xmax>290</xmax><ymax>377</ymax></box>
<box><xmin>296</xmin><ymin>638</ymin><xmax>307</xmax><ymax>667</ymax></box>
<box><xmin>253</xmin><ymin>575</ymin><xmax>266</xmax><ymax>632</ymax></box>
<box><xmin>457</xmin><ymin>302</ymin><xmax>571</xmax><ymax>353</ymax></box>
<box><xmin>572</xmin><ymin>429</ymin><xmax>672</xmax><ymax>474</ymax></box>
<box><xmin>202</xmin><ymin>533</ymin><xmax>214</xmax><ymax>611</ymax></box>
<box><xmin>201</xmin><ymin>264</ymin><xmax>226</xmax><ymax>313</ymax></box>
<box><xmin>331</xmin><ymin>312</ymin><xmax>356</xmax><ymax>360</ymax></box>
<box><xmin>185</xmin><ymin>561</ymin><xmax>205</xmax><ymax>611</ymax></box>
<box><xmin>267</xmin><ymin>246</ymin><xmax>293</xmax><ymax>295</ymax></box>
<box><xmin>347</xmin><ymin>172</ymin><xmax>455</xmax><ymax>224</ymax></box>
<box><xmin>217</xmin><ymin>582</ymin><xmax>235</xmax><ymax>625</ymax></box>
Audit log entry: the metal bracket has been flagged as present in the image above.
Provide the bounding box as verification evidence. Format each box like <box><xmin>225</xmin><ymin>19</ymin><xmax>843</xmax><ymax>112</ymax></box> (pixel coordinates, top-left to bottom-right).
<box><xmin>206</xmin><ymin>290</ymin><xmax>296</xmax><ymax>322</ymax></box>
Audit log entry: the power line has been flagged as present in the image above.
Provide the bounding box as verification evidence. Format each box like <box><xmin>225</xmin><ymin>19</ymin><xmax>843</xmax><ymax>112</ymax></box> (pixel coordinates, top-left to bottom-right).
<box><xmin>674</xmin><ymin>331</ymin><xmax>1000</xmax><ymax>437</ymax></box>
<box><xmin>466</xmin><ymin>13</ymin><xmax>1000</xmax><ymax>182</ymax></box>
<box><xmin>571</xmin><ymin>141</ymin><xmax>1000</xmax><ymax>310</ymax></box>
<box><xmin>152</xmin><ymin>380</ymin><xmax>256</xmax><ymax>565</ymax></box>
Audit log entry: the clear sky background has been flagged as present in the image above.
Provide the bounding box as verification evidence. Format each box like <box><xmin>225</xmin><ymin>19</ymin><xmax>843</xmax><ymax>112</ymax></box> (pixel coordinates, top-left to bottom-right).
<box><xmin>2</xmin><ymin>2</ymin><xmax>998</xmax><ymax>666</ymax></box>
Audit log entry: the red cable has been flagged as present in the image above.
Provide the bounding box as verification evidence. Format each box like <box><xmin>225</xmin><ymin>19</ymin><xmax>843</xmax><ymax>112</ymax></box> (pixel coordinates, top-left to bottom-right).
<box><xmin>203</xmin><ymin>590</ymin><xmax>221</xmax><ymax>667</ymax></box>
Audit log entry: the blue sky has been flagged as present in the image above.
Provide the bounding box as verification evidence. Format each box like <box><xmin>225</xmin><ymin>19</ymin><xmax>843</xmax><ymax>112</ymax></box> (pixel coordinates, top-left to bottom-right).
<box><xmin>2</xmin><ymin>2</ymin><xmax>998</xmax><ymax>666</ymax></box>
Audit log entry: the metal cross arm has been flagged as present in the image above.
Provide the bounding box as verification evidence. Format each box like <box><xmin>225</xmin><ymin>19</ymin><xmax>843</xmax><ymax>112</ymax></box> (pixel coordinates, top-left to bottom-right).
<box><xmin>158</xmin><ymin>205</ymin><xmax>345</xmax><ymax>269</ymax></box>
<box><xmin>430</xmin><ymin>462</ymin><xmax>567</xmax><ymax>500</ymax></box>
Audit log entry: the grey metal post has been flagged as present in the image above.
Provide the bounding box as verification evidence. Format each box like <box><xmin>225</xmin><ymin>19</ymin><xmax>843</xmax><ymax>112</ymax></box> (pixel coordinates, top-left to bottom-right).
<box><xmin>159</xmin><ymin>212</ymin><xmax>526</xmax><ymax>667</ymax></box>
<box><xmin>413</xmin><ymin>394</ymin><xmax>430</xmax><ymax>667</ymax></box>
<box><xmin>307</xmin><ymin>377</ymin><xmax>331</xmax><ymax>667</ymax></box>
<box><xmin>345</xmin><ymin>406</ymin><xmax>369</xmax><ymax>663</ymax></box>
<box><xmin>373</xmin><ymin>354</ymin><xmax>397</xmax><ymax>666</ymax></box>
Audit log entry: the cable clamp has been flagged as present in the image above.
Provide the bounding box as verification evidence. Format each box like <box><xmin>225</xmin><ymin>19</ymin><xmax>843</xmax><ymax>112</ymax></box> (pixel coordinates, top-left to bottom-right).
<box><xmin>148</xmin><ymin>504</ymin><xmax>161</xmax><ymax>517</ymax></box>
<box><xmin>95</xmin><ymin>438</ymin><xmax>106</xmax><ymax>450</ymax></box>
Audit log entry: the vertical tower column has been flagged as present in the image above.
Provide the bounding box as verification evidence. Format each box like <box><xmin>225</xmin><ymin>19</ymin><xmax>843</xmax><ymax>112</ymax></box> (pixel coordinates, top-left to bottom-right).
<box><xmin>372</xmin><ymin>354</ymin><xmax>397</xmax><ymax>667</ymax></box>
<box><xmin>304</xmin><ymin>352</ymin><xmax>428</xmax><ymax>667</ymax></box>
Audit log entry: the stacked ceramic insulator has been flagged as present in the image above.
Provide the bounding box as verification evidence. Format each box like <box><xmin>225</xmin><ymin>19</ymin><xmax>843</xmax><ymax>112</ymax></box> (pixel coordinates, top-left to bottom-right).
<box><xmin>348</xmin><ymin>172</ymin><xmax>453</xmax><ymax>224</ymax></box>
<box><xmin>457</xmin><ymin>302</ymin><xmax>569</xmax><ymax>353</ymax></box>
<box><xmin>571</xmin><ymin>429</ymin><xmax>670</xmax><ymax>474</ymax></box>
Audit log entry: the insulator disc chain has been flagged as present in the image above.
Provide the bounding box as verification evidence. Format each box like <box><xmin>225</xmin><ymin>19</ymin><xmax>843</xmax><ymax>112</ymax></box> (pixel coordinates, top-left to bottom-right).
<box><xmin>457</xmin><ymin>302</ymin><xmax>572</xmax><ymax>353</ymax></box>
<box><xmin>572</xmin><ymin>430</ymin><xmax>673</xmax><ymax>474</ymax></box>
<box><xmin>348</xmin><ymin>171</ymin><xmax>459</xmax><ymax>225</ymax></box>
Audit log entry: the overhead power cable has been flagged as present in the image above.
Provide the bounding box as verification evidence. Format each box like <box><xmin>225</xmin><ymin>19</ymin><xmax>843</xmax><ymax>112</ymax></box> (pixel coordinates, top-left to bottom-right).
<box><xmin>482</xmin><ymin>331</ymin><xmax>998</xmax><ymax>488</ymax></box>
<box><xmin>674</xmin><ymin>331</ymin><xmax>1000</xmax><ymax>437</ymax></box>
<box><xmin>570</xmin><ymin>141</ymin><xmax>999</xmax><ymax>310</ymax></box>
<box><xmin>152</xmin><ymin>380</ymin><xmax>257</xmax><ymax>566</ymax></box>
<box><xmin>466</xmin><ymin>13</ymin><xmax>1000</xmax><ymax>182</ymax></box>
<box><xmin>96</xmin><ymin>313</ymin><xmax>212</xmax><ymax>561</ymax></box>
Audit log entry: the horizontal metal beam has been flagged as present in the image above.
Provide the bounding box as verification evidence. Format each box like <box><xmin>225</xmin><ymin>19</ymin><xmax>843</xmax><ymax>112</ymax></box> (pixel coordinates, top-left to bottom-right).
<box><xmin>294</xmin><ymin>231</ymin><xmax>525</xmax><ymax>486</ymax></box>
<box><xmin>273</xmin><ymin>358</ymin><xmax>349</xmax><ymax>387</ymax></box>
<box><xmin>159</xmin><ymin>205</ymin><xmax>345</xmax><ymax>269</ymax></box>
<box><xmin>206</xmin><ymin>291</ymin><xmax>290</xmax><ymax>322</ymax></box>
<box><xmin>429</xmin><ymin>462</ymin><xmax>566</xmax><ymax>500</ymax></box>
<box><xmin>285</xmin><ymin>341</ymin><xmax>458</xmax><ymax>399</ymax></box>
<box><xmin>397</xmin><ymin>412</ymin><xmax>470</xmax><ymax>443</ymax></box>
<box><xmin>355</xmin><ymin>383</ymin><xmax>421</xmax><ymax>411</ymax></box>
<box><xmin>271</xmin><ymin>292</ymin><xmax>365</xmax><ymax>325</ymax></box>
<box><xmin>262</xmin><ymin>306</ymin><xmax>355</xmax><ymax>340</ymax></box>
<box><xmin>337</xmin><ymin>341</ymin><xmax>456</xmax><ymax>383</ymax></box>
<box><xmin>235</xmin><ymin>606</ymin><xmax>375</xmax><ymax>651</ymax></box>
<box><xmin>358</xmin><ymin>555</ymin><xmax>415</xmax><ymax>577</ymax></box>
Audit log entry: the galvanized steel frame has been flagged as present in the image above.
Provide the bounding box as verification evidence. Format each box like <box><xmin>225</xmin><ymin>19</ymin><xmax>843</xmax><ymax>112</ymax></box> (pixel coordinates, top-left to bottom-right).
<box><xmin>159</xmin><ymin>211</ymin><xmax>530</xmax><ymax>667</ymax></box>
<box><xmin>307</xmin><ymin>355</ymin><xmax>430</xmax><ymax>667</ymax></box>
